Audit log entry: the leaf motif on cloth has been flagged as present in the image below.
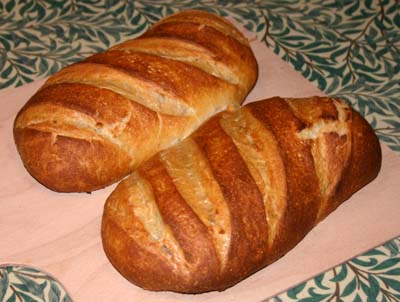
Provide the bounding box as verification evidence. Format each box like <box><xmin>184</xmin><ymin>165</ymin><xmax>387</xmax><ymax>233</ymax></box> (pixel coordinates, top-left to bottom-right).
<box><xmin>0</xmin><ymin>265</ymin><xmax>72</xmax><ymax>302</ymax></box>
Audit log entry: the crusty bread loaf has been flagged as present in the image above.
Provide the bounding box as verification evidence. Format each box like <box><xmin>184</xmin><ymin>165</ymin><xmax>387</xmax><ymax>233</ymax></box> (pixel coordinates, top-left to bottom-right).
<box><xmin>13</xmin><ymin>10</ymin><xmax>257</xmax><ymax>192</ymax></box>
<box><xmin>101</xmin><ymin>96</ymin><xmax>381</xmax><ymax>293</ymax></box>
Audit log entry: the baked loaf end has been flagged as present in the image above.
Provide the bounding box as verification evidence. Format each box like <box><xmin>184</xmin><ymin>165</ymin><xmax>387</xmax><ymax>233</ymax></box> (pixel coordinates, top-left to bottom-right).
<box><xmin>13</xmin><ymin>10</ymin><xmax>257</xmax><ymax>192</ymax></box>
<box><xmin>101</xmin><ymin>96</ymin><xmax>381</xmax><ymax>293</ymax></box>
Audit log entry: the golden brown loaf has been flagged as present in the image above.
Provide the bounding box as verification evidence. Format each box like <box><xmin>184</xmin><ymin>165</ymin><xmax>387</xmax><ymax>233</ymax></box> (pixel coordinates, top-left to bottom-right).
<box><xmin>102</xmin><ymin>96</ymin><xmax>381</xmax><ymax>293</ymax></box>
<box><xmin>13</xmin><ymin>10</ymin><xmax>258</xmax><ymax>192</ymax></box>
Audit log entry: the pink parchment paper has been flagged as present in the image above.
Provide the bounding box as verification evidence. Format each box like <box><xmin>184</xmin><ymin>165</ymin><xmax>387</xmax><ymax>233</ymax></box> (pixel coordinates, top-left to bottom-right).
<box><xmin>0</xmin><ymin>39</ymin><xmax>399</xmax><ymax>302</ymax></box>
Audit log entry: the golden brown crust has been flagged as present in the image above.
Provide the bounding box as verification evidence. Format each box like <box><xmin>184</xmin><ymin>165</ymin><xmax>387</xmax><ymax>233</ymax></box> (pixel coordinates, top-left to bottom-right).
<box><xmin>156</xmin><ymin>10</ymin><xmax>250</xmax><ymax>46</ymax></box>
<box><xmin>138</xmin><ymin>157</ymin><xmax>221</xmax><ymax>292</ymax></box>
<box><xmin>220</xmin><ymin>108</ymin><xmax>287</xmax><ymax>248</ymax></box>
<box><xmin>13</xmin><ymin>10</ymin><xmax>257</xmax><ymax>192</ymax></box>
<box><xmin>101</xmin><ymin>96</ymin><xmax>381</xmax><ymax>293</ymax></box>
<box><xmin>112</xmin><ymin>37</ymin><xmax>242</xmax><ymax>86</ymax></box>
<box><xmin>14</xmin><ymin>83</ymin><xmax>161</xmax><ymax>192</ymax></box>
<box><xmin>327</xmin><ymin>109</ymin><xmax>382</xmax><ymax>217</ymax></box>
<box><xmin>142</xmin><ymin>19</ymin><xmax>258</xmax><ymax>98</ymax></box>
<box><xmin>159</xmin><ymin>138</ymin><xmax>232</xmax><ymax>269</ymax></box>
<box><xmin>15</xmin><ymin>128</ymin><xmax>132</xmax><ymax>192</ymax></box>
<box><xmin>248</xmin><ymin>98</ymin><xmax>322</xmax><ymax>256</ymax></box>
<box><xmin>193</xmin><ymin>117</ymin><xmax>269</xmax><ymax>288</ymax></box>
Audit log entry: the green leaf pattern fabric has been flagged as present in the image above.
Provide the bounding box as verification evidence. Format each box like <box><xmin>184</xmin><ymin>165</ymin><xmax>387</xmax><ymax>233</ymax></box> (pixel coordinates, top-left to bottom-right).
<box><xmin>0</xmin><ymin>266</ymin><xmax>72</xmax><ymax>302</ymax></box>
<box><xmin>266</xmin><ymin>238</ymin><xmax>400</xmax><ymax>302</ymax></box>
<box><xmin>0</xmin><ymin>1</ymin><xmax>399</xmax><ymax>301</ymax></box>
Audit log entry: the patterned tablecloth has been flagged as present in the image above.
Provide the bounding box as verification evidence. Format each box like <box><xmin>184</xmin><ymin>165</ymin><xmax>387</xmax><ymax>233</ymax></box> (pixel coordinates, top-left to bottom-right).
<box><xmin>0</xmin><ymin>1</ymin><xmax>399</xmax><ymax>301</ymax></box>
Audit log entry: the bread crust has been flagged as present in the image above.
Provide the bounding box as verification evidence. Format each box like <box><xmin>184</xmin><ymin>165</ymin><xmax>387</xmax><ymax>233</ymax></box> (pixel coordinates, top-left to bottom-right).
<box><xmin>102</xmin><ymin>96</ymin><xmax>381</xmax><ymax>293</ymax></box>
<box><xmin>14</xmin><ymin>10</ymin><xmax>257</xmax><ymax>192</ymax></box>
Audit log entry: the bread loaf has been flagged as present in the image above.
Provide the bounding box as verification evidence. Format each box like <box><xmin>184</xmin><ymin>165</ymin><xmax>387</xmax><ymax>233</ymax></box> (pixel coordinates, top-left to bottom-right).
<box><xmin>101</xmin><ymin>96</ymin><xmax>381</xmax><ymax>293</ymax></box>
<box><xmin>13</xmin><ymin>10</ymin><xmax>257</xmax><ymax>192</ymax></box>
